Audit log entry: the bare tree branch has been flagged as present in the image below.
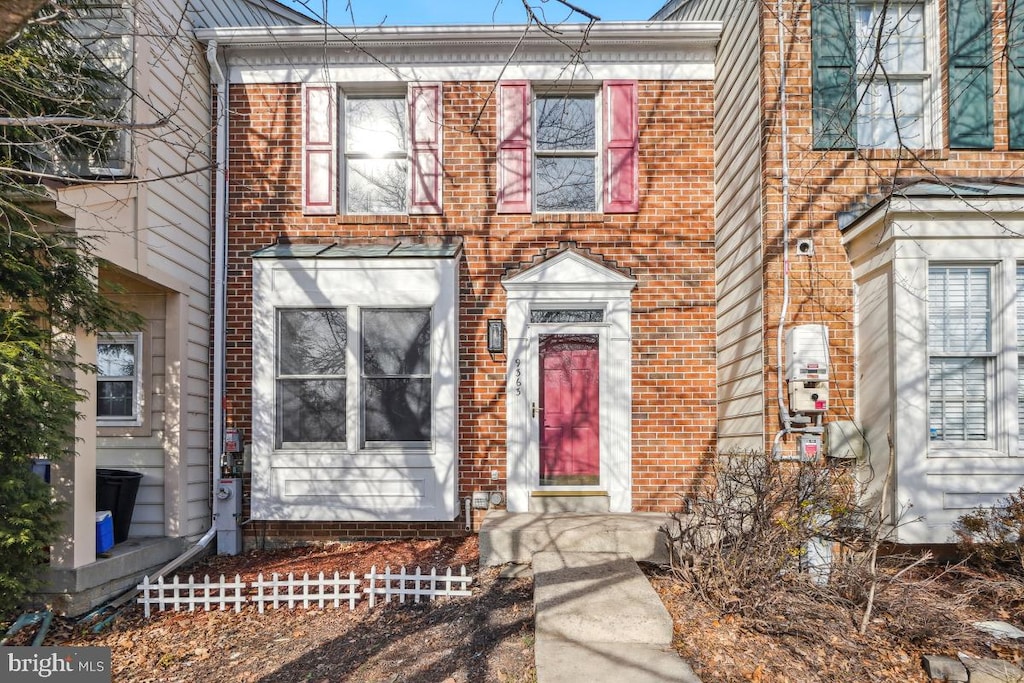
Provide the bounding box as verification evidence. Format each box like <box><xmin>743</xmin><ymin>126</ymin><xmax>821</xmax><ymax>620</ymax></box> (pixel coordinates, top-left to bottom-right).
<box><xmin>0</xmin><ymin>116</ymin><xmax>170</xmax><ymax>129</ymax></box>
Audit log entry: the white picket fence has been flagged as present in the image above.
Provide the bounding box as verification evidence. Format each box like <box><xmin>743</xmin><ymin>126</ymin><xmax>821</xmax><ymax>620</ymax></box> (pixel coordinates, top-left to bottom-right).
<box><xmin>136</xmin><ymin>564</ymin><xmax>472</xmax><ymax>617</ymax></box>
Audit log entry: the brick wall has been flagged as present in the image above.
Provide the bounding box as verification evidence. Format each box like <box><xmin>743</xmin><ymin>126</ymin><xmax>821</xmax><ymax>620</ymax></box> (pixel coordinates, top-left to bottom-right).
<box><xmin>219</xmin><ymin>80</ymin><xmax>718</xmax><ymax>543</ymax></box>
<box><xmin>758</xmin><ymin>0</ymin><xmax>1024</xmax><ymax>451</ymax></box>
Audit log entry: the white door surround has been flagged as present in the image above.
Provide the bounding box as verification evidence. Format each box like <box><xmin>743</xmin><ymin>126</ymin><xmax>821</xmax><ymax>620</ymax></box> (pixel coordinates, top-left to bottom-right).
<box><xmin>502</xmin><ymin>249</ymin><xmax>636</xmax><ymax>513</ymax></box>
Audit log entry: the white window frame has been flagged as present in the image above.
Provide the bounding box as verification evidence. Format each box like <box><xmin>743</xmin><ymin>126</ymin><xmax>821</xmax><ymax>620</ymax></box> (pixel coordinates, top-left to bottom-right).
<box><xmin>532</xmin><ymin>88</ymin><xmax>602</xmax><ymax>213</ymax></box>
<box><xmin>340</xmin><ymin>90</ymin><xmax>408</xmax><ymax>215</ymax></box>
<box><xmin>96</xmin><ymin>332</ymin><xmax>142</xmax><ymax>426</ymax></box>
<box><xmin>251</xmin><ymin>255</ymin><xmax>459</xmax><ymax>522</ymax></box>
<box><xmin>69</xmin><ymin>0</ymin><xmax>134</xmax><ymax>176</ymax></box>
<box><xmin>926</xmin><ymin>264</ymin><xmax>996</xmax><ymax>450</ymax></box>
<box><xmin>853</xmin><ymin>0</ymin><xmax>941</xmax><ymax>149</ymax></box>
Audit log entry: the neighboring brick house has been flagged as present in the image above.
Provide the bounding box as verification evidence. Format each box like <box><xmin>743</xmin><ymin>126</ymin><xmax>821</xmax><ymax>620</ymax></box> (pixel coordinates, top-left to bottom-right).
<box><xmin>661</xmin><ymin>0</ymin><xmax>1024</xmax><ymax>543</ymax></box>
<box><xmin>197</xmin><ymin>21</ymin><xmax>722</xmax><ymax>542</ymax></box>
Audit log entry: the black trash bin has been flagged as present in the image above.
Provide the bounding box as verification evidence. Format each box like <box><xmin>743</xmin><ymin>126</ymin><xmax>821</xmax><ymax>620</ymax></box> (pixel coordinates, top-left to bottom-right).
<box><xmin>96</xmin><ymin>469</ymin><xmax>142</xmax><ymax>544</ymax></box>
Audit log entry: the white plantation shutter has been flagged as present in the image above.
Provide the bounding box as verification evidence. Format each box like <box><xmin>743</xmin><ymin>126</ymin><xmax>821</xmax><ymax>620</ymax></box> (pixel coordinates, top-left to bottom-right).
<box><xmin>927</xmin><ymin>266</ymin><xmax>991</xmax><ymax>441</ymax></box>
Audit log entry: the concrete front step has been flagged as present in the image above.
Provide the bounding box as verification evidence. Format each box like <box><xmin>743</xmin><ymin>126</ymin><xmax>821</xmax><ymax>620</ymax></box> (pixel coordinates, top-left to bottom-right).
<box><xmin>479</xmin><ymin>511</ymin><xmax>672</xmax><ymax>566</ymax></box>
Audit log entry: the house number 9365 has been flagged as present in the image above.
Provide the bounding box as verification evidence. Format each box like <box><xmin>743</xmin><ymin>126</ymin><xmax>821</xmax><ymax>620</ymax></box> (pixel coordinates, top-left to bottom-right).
<box><xmin>513</xmin><ymin>358</ymin><xmax>521</xmax><ymax>396</ymax></box>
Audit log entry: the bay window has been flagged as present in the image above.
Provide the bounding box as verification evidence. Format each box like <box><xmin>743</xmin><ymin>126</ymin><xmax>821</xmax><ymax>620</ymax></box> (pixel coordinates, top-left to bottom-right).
<box><xmin>251</xmin><ymin>243</ymin><xmax>459</xmax><ymax>521</ymax></box>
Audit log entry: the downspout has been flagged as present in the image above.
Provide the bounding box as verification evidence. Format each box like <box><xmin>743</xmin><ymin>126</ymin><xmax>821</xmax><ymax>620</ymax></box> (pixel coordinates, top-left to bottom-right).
<box><xmin>771</xmin><ymin>0</ymin><xmax>794</xmax><ymax>458</ymax></box>
<box><xmin>209</xmin><ymin>37</ymin><xmax>229</xmax><ymax>543</ymax></box>
<box><xmin>154</xmin><ymin>39</ymin><xmax>228</xmax><ymax>569</ymax></box>
<box><xmin>91</xmin><ymin>42</ymin><xmax>229</xmax><ymax>616</ymax></box>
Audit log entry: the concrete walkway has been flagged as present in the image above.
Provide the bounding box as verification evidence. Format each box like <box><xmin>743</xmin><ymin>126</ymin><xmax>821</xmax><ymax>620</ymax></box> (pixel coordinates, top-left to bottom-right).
<box><xmin>479</xmin><ymin>512</ymin><xmax>701</xmax><ymax>682</ymax></box>
<box><xmin>533</xmin><ymin>551</ymin><xmax>701</xmax><ymax>682</ymax></box>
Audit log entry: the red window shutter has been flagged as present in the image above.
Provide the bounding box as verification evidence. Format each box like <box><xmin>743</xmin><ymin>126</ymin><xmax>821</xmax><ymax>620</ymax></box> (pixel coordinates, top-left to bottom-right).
<box><xmin>409</xmin><ymin>83</ymin><xmax>443</xmax><ymax>214</ymax></box>
<box><xmin>603</xmin><ymin>80</ymin><xmax>639</xmax><ymax>214</ymax></box>
<box><xmin>302</xmin><ymin>84</ymin><xmax>337</xmax><ymax>215</ymax></box>
<box><xmin>497</xmin><ymin>80</ymin><xmax>531</xmax><ymax>214</ymax></box>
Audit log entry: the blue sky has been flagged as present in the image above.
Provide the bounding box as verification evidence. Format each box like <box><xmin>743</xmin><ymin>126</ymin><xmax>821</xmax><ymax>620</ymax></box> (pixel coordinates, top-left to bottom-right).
<box><xmin>280</xmin><ymin>0</ymin><xmax>669</xmax><ymax>26</ymax></box>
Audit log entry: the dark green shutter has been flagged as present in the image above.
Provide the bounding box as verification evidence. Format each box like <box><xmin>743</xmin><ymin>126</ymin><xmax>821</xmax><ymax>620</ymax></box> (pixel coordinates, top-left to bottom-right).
<box><xmin>1009</xmin><ymin>0</ymin><xmax>1024</xmax><ymax>149</ymax></box>
<box><xmin>948</xmin><ymin>0</ymin><xmax>994</xmax><ymax>148</ymax></box>
<box><xmin>812</xmin><ymin>0</ymin><xmax>856</xmax><ymax>150</ymax></box>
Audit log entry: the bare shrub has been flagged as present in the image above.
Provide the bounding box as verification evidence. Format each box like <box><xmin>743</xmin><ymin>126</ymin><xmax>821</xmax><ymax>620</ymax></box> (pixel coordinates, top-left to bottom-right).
<box><xmin>954</xmin><ymin>486</ymin><xmax>1024</xmax><ymax>575</ymax></box>
<box><xmin>664</xmin><ymin>450</ymin><xmax>961</xmax><ymax>647</ymax></box>
<box><xmin>664</xmin><ymin>452</ymin><xmax>854</xmax><ymax>618</ymax></box>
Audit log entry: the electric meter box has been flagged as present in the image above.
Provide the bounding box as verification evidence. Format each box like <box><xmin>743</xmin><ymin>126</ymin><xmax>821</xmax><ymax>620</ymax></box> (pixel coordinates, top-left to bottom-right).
<box><xmin>789</xmin><ymin>381</ymin><xmax>829</xmax><ymax>413</ymax></box>
<box><xmin>786</xmin><ymin>324</ymin><xmax>830</xmax><ymax>381</ymax></box>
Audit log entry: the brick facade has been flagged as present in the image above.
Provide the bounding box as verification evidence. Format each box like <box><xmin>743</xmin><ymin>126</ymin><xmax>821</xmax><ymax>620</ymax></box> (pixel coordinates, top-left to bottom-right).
<box><xmin>220</xmin><ymin>80</ymin><xmax>718</xmax><ymax>543</ymax></box>
<box><xmin>758</xmin><ymin>0</ymin><xmax>1024</xmax><ymax>452</ymax></box>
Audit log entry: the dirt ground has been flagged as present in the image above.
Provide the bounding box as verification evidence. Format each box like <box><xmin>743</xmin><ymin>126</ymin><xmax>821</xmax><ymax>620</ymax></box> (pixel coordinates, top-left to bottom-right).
<box><xmin>11</xmin><ymin>537</ymin><xmax>1024</xmax><ymax>682</ymax></box>
<box><xmin>53</xmin><ymin>537</ymin><xmax>536</xmax><ymax>683</ymax></box>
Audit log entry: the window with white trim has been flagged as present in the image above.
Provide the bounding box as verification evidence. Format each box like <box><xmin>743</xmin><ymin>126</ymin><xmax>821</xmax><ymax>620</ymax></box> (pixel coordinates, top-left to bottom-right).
<box><xmin>362</xmin><ymin>308</ymin><xmax>431</xmax><ymax>444</ymax></box>
<box><xmin>854</xmin><ymin>2</ymin><xmax>932</xmax><ymax>148</ymax></box>
<box><xmin>496</xmin><ymin>80</ymin><xmax>638</xmax><ymax>214</ymax></box>
<box><xmin>276</xmin><ymin>309</ymin><xmax>347</xmax><ymax>447</ymax></box>
<box><xmin>344</xmin><ymin>96</ymin><xmax>408</xmax><ymax>214</ymax></box>
<box><xmin>1017</xmin><ymin>266</ymin><xmax>1024</xmax><ymax>454</ymax></box>
<box><xmin>927</xmin><ymin>265</ymin><xmax>992</xmax><ymax>443</ymax></box>
<box><xmin>534</xmin><ymin>94</ymin><xmax>598</xmax><ymax>212</ymax></box>
<box><xmin>67</xmin><ymin>0</ymin><xmax>133</xmax><ymax>175</ymax></box>
<box><xmin>274</xmin><ymin>307</ymin><xmax>433</xmax><ymax>448</ymax></box>
<box><xmin>96</xmin><ymin>333</ymin><xmax>141</xmax><ymax>423</ymax></box>
<box><xmin>301</xmin><ymin>84</ymin><xmax>442</xmax><ymax>216</ymax></box>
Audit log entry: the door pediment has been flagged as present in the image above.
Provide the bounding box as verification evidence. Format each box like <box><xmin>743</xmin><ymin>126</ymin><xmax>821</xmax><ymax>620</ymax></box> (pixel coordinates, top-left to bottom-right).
<box><xmin>503</xmin><ymin>250</ymin><xmax>636</xmax><ymax>291</ymax></box>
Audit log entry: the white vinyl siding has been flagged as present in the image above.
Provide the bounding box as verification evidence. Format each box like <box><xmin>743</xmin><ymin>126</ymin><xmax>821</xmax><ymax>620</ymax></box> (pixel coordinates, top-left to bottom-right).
<box><xmin>927</xmin><ymin>266</ymin><xmax>992</xmax><ymax>444</ymax></box>
<box><xmin>662</xmin><ymin>0</ymin><xmax>764</xmax><ymax>451</ymax></box>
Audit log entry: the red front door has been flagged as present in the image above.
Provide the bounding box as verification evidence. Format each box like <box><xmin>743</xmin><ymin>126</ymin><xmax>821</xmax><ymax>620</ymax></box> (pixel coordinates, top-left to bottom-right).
<box><xmin>539</xmin><ymin>334</ymin><xmax>599</xmax><ymax>486</ymax></box>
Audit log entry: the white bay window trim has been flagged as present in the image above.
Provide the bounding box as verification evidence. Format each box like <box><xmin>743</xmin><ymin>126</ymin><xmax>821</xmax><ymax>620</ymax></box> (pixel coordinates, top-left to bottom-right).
<box><xmin>251</xmin><ymin>249</ymin><xmax>460</xmax><ymax>522</ymax></box>
<box><xmin>845</xmin><ymin>194</ymin><xmax>1024</xmax><ymax>544</ymax></box>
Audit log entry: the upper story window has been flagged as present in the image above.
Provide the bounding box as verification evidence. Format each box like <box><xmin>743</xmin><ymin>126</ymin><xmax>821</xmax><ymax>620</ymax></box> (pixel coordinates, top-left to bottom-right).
<box><xmin>344</xmin><ymin>96</ymin><xmax>408</xmax><ymax>214</ymax></box>
<box><xmin>534</xmin><ymin>95</ymin><xmax>598</xmax><ymax>212</ymax></box>
<box><xmin>302</xmin><ymin>84</ymin><xmax>442</xmax><ymax>216</ymax></box>
<box><xmin>67</xmin><ymin>1</ymin><xmax>133</xmax><ymax>175</ymax></box>
<box><xmin>854</xmin><ymin>3</ymin><xmax>930</xmax><ymax>148</ymax></box>
<box><xmin>96</xmin><ymin>333</ymin><xmax>142</xmax><ymax>424</ymax></box>
<box><xmin>497</xmin><ymin>80</ymin><xmax>639</xmax><ymax>215</ymax></box>
<box><xmin>813</xmin><ymin>0</ymin><xmax>939</xmax><ymax>150</ymax></box>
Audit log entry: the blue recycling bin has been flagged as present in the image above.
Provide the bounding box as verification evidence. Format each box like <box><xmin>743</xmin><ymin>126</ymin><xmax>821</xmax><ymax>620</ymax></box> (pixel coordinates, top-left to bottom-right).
<box><xmin>96</xmin><ymin>469</ymin><xmax>142</xmax><ymax>544</ymax></box>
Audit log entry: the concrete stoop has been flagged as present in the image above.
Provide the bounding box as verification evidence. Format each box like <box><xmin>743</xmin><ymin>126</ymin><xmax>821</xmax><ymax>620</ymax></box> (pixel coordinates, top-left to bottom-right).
<box><xmin>532</xmin><ymin>551</ymin><xmax>701</xmax><ymax>683</ymax></box>
<box><xmin>479</xmin><ymin>511</ymin><xmax>673</xmax><ymax>566</ymax></box>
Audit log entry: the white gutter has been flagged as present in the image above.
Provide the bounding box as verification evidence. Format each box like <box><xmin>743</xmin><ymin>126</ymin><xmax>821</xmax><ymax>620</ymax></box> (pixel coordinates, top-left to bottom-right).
<box><xmin>193</xmin><ymin>21</ymin><xmax>722</xmax><ymax>47</ymax></box>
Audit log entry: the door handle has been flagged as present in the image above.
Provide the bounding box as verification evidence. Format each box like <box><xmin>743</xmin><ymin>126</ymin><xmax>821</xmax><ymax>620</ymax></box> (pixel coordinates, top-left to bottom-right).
<box><xmin>532</xmin><ymin>402</ymin><xmax>543</xmax><ymax>418</ymax></box>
